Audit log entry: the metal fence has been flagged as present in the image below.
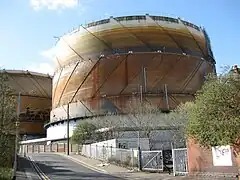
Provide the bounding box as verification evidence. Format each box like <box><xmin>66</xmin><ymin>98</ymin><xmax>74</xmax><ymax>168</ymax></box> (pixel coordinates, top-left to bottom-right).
<box><xmin>172</xmin><ymin>148</ymin><xmax>188</xmax><ymax>176</ymax></box>
<box><xmin>19</xmin><ymin>143</ymin><xmax>79</xmax><ymax>154</ymax></box>
<box><xmin>81</xmin><ymin>144</ymin><xmax>139</xmax><ymax>167</ymax></box>
<box><xmin>141</xmin><ymin>150</ymin><xmax>164</xmax><ymax>172</ymax></box>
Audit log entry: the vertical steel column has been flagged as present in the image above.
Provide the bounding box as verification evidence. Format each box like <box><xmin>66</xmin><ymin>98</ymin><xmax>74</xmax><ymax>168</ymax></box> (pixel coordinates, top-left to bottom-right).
<box><xmin>67</xmin><ymin>103</ymin><xmax>70</xmax><ymax>155</ymax></box>
<box><xmin>164</xmin><ymin>84</ymin><xmax>170</xmax><ymax>110</ymax></box>
<box><xmin>142</xmin><ymin>66</ymin><xmax>147</xmax><ymax>93</ymax></box>
<box><xmin>139</xmin><ymin>85</ymin><xmax>143</xmax><ymax>103</ymax></box>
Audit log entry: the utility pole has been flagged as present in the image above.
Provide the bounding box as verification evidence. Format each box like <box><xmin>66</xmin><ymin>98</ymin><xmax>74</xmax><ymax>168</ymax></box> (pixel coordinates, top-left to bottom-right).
<box><xmin>13</xmin><ymin>92</ymin><xmax>21</xmax><ymax>180</ymax></box>
<box><xmin>67</xmin><ymin>103</ymin><xmax>70</xmax><ymax>155</ymax></box>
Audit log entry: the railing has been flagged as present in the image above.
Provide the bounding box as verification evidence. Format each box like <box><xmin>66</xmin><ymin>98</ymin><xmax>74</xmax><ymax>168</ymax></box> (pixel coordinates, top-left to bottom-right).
<box><xmin>172</xmin><ymin>148</ymin><xmax>188</xmax><ymax>176</ymax></box>
<box><xmin>81</xmin><ymin>144</ymin><xmax>139</xmax><ymax>168</ymax></box>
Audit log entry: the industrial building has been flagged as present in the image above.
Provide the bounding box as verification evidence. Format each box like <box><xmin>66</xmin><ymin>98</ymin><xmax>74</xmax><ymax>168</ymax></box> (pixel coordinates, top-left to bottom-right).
<box><xmin>1</xmin><ymin>70</ymin><xmax>52</xmax><ymax>139</ymax></box>
<box><xmin>44</xmin><ymin>14</ymin><xmax>216</xmax><ymax>140</ymax></box>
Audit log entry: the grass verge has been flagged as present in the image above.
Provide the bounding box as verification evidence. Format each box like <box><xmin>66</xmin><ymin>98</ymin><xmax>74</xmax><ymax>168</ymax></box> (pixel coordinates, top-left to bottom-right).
<box><xmin>0</xmin><ymin>168</ymin><xmax>13</xmax><ymax>180</ymax></box>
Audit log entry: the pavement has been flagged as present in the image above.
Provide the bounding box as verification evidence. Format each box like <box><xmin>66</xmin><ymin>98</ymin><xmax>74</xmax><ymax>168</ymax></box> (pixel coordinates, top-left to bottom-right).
<box><xmin>16</xmin><ymin>153</ymin><xmax>237</xmax><ymax>180</ymax></box>
<box><xmin>56</xmin><ymin>153</ymin><xmax>185</xmax><ymax>180</ymax></box>
<box><xmin>16</xmin><ymin>153</ymin><xmax>121</xmax><ymax>180</ymax></box>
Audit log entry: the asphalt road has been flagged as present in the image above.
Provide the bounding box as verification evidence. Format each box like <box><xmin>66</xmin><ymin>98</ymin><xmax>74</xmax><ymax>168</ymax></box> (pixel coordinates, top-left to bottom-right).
<box><xmin>17</xmin><ymin>153</ymin><xmax>121</xmax><ymax>180</ymax></box>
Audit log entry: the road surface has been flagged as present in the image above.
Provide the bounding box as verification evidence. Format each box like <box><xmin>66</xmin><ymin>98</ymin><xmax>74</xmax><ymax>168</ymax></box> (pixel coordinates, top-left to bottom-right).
<box><xmin>17</xmin><ymin>153</ymin><xmax>121</xmax><ymax>180</ymax></box>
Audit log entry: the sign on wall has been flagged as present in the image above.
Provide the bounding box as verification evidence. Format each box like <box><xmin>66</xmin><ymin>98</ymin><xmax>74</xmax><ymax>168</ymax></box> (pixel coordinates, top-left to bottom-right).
<box><xmin>212</xmin><ymin>145</ymin><xmax>232</xmax><ymax>166</ymax></box>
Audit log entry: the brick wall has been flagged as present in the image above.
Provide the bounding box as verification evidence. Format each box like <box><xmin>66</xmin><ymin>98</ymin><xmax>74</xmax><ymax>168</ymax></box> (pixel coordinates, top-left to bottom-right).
<box><xmin>187</xmin><ymin>138</ymin><xmax>238</xmax><ymax>177</ymax></box>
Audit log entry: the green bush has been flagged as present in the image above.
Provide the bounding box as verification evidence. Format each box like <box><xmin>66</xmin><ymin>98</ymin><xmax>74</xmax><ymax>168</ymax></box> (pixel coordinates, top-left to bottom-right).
<box><xmin>0</xmin><ymin>168</ymin><xmax>13</xmax><ymax>180</ymax></box>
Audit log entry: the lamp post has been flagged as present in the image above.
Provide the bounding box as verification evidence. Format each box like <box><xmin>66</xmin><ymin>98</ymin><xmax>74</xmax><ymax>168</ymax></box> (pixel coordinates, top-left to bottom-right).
<box><xmin>67</xmin><ymin>103</ymin><xmax>70</xmax><ymax>155</ymax></box>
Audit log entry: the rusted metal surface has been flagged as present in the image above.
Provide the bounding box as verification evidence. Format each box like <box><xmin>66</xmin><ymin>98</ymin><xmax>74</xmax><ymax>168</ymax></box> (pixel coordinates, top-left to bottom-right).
<box><xmin>3</xmin><ymin>70</ymin><xmax>52</xmax><ymax>136</ymax></box>
<box><xmin>51</xmin><ymin>16</ymin><xmax>216</xmax><ymax>122</ymax></box>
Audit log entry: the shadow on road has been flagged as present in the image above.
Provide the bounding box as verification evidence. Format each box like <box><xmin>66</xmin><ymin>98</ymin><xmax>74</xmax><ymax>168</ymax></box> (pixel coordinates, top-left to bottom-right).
<box><xmin>19</xmin><ymin>154</ymin><xmax>121</xmax><ymax>180</ymax></box>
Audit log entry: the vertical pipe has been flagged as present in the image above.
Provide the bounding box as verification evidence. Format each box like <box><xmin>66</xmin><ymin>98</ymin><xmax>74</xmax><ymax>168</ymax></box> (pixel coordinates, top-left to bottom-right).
<box><xmin>67</xmin><ymin>103</ymin><xmax>70</xmax><ymax>155</ymax></box>
<box><xmin>164</xmin><ymin>84</ymin><xmax>170</xmax><ymax>110</ymax></box>
<box><xmin>140</xmin><ymin>85</ymin><xmax>143</xmax><ymax>103</ymax></box>
<box><xmin>143</xmin><ymin>67</ymin><xmax>147</xmax><ymax>93</ymax></box>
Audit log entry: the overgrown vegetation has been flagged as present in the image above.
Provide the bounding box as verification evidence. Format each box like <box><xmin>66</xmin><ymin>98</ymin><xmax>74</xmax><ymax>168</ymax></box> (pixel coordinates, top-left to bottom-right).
<box><xmin>0</xmin><ymin>71</ymin><xmax>17</xmax><ymax>179</ymax></box>
<box><xmin>71</xmin><ymin>122</ymin><xmax>102</xmax><ymax>144</ymax></box>
<box><xmin>0</xmin><ymin>168</ymin><xmax>13</xmax><ymax>180</ymax></box>
<box><xmin>182</xmin><ymin>68</ymin><xmax>240</xmax><ymax>148</ymax></box>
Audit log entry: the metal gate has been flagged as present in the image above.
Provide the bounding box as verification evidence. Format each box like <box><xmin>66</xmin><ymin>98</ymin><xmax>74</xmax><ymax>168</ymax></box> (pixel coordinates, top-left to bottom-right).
<box><xmin>141</xmin><ymin>150</ymin><xmax>163</xmax><ymax>171</ymax></box>
<box><xmin>172</xmin><ymin>148</ymin><xmax>188</xmax><ymax>176</ymax></box>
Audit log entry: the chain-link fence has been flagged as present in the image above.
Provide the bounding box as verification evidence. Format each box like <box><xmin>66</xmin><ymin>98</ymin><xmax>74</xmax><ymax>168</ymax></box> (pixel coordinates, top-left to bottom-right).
<box><xmin>172</xmin><ymin>148</ymin><xmax>188</xmax><ymax>176</ymax></box>
<box><xmin>81</xmin><ymin>144</ymin><xmax>139</xmax><ymax>167</ymax></box>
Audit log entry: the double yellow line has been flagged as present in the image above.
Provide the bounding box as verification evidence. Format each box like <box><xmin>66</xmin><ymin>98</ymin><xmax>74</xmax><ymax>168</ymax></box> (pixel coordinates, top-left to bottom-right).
<box><xmin>28</xmin><ymin>156</ymin><xmax>50</xmax><ymax>180</ymax></box>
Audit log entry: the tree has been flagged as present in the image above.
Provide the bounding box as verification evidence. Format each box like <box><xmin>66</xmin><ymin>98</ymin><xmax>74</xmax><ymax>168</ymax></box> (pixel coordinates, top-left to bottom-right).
<box><xmin>92</xmin><ymin>100</ymin><xmax>186</xmax><ymax>149</ymax></box>
<box><xmin>0</xmin><ymin>71</ymin><xmax>17</xmax><ymax>168</ymax></box>
<box><xmin>184</xmin><ymin>70</ymin><xmax>240</xmax><ymax>148</ymax></box>
<box><xmin>71</xmin><ymin>122</ymin><xmax>99</xmax><ymax>144</ymax></box>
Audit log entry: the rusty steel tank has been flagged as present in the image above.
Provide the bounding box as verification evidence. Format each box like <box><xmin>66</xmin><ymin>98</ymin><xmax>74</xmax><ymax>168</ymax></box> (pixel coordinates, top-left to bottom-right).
<box><xmin>50</xmin><ymin>14</ymin><xmax>216</xmax><ymax>123</ymax></box>
<box><xmin>3</xmin><ymin>70</ymin><xmax>52</xmax><ymax>139</ymax></box>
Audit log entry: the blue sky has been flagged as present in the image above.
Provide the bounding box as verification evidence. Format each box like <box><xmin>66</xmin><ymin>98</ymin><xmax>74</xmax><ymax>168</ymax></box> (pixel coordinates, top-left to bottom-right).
<box><xmin>0</xmin><ymin>0</ymin><xmax>239</xmax><ymax>74</ymax></box>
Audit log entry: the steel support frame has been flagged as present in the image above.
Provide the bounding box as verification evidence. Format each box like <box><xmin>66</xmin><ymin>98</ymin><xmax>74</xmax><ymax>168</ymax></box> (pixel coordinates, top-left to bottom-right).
<box><xmin>5</xmin><ymin>71</ymin><xmax>26</xmax><ymax>93</ymax></box>
<box><xmin>179</xmin><ymin>19</ymin><xmax>206</xmax><ymax>58</ymax></box>
<box><xmin>119</xmin><ymin>53</ymin><xmax>160</xmax><ymax>94</ymax></box>
<box><xmin>56</xmin><ymin>61</ymin><xmax>81</xmax><ymax>107</ymax></box>
<box><xmin>168</xmin><ymin>94</ymin><xmax>180</xmax><ymax>107</ymax></box>
<box><xmin>151</xmin><ymin>55</ymin><xmax>184</xmax><ymax>90</ymax></box>
<box><xmin>91</xmin><ymin>54</ymin><xmax>129</xmax><ymax>98</ymax></box>
<box><xmin>81</xmin><ymin>25</ymin><xmax>113</xmax><ymax>51</ymax></box>
<box><xmin>23</xmin><ymin>72</ymin><xmax>46</xmax><ymax>98</ymax></box>
<box><xmin>180</xmin><ymin>58</ymin><xmax>203</xmax><ymax>93</ymax></box>
<box><xmin>60</xmin><ymin>37</ymin><xmax>86</xmax><ymax>62</ymax></box>
<box><xmin>70</xmin><ymin>56</ymin><xmax>104</xmax><ymax>103</ymax></box>
<box><xmin>112</xmin><ymin>18</ymin><xmax>153</xmax><ymax>51</ymax></box>
<box><xmin>52</xmin><ymin>68</ymin><xmax>64</xmax><ymax>103</ymax></box>
<box><xmin>148</xmin><ymin>16</ymin><xmax>186</xmax><ymax>54</ymax></box>
<box><xmin>27</xmin><ymin>71</ymin><xmax>50</xmax><ymax>97</ymax></box>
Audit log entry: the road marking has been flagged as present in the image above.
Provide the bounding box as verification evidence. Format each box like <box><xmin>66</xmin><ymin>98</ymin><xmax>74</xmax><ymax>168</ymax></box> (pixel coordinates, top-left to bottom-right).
<box><xmin>57</xmin><ymin>153</ymin><xmax>108</xmax><ymax>174</ymax></box>
<box><xmin>27</xmin><ymin>156</ymin><xmax>50</xmax><ymax>180</ymax></box>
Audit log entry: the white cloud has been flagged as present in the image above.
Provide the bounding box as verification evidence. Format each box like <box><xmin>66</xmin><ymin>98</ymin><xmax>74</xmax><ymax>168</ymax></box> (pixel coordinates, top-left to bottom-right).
<box><xmin>25</xmin><ymin>62</ymin><xmax>55</xmax><ymax>75</ymax></box>
<box><xmin>30</xmin><ymin>0</ymin><xmax>78</xmax><ymax>10</ymax></box>
<box><xmin>40</xmin><ymin>47</ymin><xmax>56</xmax><ymax>59</ymax></box>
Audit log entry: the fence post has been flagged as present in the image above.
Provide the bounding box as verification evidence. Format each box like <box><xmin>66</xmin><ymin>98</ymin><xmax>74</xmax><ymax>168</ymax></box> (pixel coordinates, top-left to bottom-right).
<box><xmin>172</xmin><ymin>148</ymin><xmax>176</xmax><ymax>176</ymax></box>
<box><xmin>89</xmin><ymin>144</ymin><xmax>92</xmax><ymax>157</ymax></box>
<box><xmin>76</xmin><ymin>144</ymin><xmax>79</xmax><ymax>154</ymax></box>
<box><xmin>102</xmin><ymin>145</ymin><xmax>104</xmax><ymax>160</ymax></box>
<box><xmin>56</xmin><ymin>143</ymin><xmax>59</xmax><ymax>152</ymax></box>
<box><xmin>37</xmin><ymin>145</ymin><xmax>40</xmax><ymax>153</ymax></box>
<box><xmin>27</xmin><ymin>145</ymin><xmax>28</xmax><ymax>153</ymax></box>
<box><xmin>96</xmin><ymin>145</ymin><xmax>98</xmax><ymax>159</ymax></box>
<box><xmin>131</xmin><ymin>149</ymin><xmax>134</xmax><ymax>167</ymax></box>
<box><xmin>50</xmin><ymin>143</ymin><xmax>52</xmax><ymax>152</ymax></box>
<box><xmin>138</xmin><ymin>146</ymin><xmax>142</xmax><ymax>171</ymax></box>
<box><xmin>110</xmin><ymin>146</ymin><xmax>113</xmax><ymax>159</ymax></box>
<box><xmin>43</xmin><ymin>144</ymin><xmax>45</xmax><ymax>152</ymax></box>
<box><xmin>32</xmin><ymin>145</ymin><xmax>34</xmax><ymax>153</ymax></box>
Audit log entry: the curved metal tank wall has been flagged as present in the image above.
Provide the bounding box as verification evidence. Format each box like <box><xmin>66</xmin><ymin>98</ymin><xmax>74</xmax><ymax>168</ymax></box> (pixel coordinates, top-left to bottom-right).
<box><xmin>50</xmin><ymin>15</ymin><xmax>216</xmax><ymax>123</ymax></box>
<box><xmin>3</xmin><ymin>70</ymin><xmax>52</xmax><ymax>138</ymax></box>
